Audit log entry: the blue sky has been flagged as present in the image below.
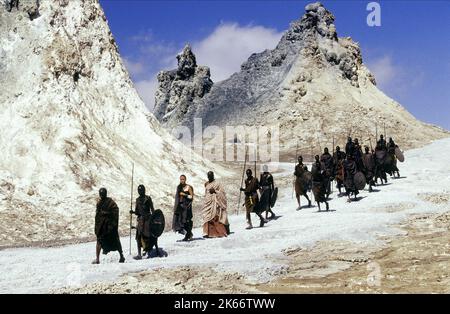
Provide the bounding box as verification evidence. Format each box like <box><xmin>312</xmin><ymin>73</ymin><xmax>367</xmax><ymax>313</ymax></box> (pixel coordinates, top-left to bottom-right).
<box><xmin>100</xmin><ymin>0</ymin><xmax>450</xmax><ymax>130</ymax></box>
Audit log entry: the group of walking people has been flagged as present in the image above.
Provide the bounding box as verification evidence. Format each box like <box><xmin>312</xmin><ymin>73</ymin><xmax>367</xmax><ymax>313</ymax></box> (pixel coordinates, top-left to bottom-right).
<box><xmin>294</xmin><ymin>135</ymin><xmax>403</xmax><ymax>212</ymax></box>
<box><xmin>92</xmin><ymin>135</ymin><xmax>402</xmax><ymax>264</ymax></box>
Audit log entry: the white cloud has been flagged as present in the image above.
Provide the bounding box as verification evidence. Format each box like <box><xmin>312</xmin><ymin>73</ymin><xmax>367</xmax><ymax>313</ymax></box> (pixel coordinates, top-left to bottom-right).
<box><xmin>130</xmin><ymin>33</ymin><xmax>153</xmax><ymax>43</ymax></box>
<box><xmin>192</xmin><ymin>23</ymin><xmax>283</xmax><ymax>82</ymax></box>
<box><xmin>123</xmin><ymin>58</ymin><xmax>145</xmax><ymax>77</ymax></box>
<box><xmin>126</xmin><ymin>23</ymin><xmax>283</xmax><ymax>110</ymax></box>
<box><xmin>366</xmin><ymin>55</ymin><xmax>425</xmax><ymax>98</ymax></box>
<box><xmin>366</xmin><ymin>55</ymin><xmax>398</xmax><ymax>89</ymax></box>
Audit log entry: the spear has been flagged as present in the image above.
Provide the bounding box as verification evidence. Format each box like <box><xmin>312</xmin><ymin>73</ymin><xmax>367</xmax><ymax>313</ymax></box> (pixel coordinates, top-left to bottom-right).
<box><xmin>237</xmin><ymin>145</ymin><xmax>248</xmax><ymax>215</ymax></box>
<box><xmin>376</xmin><ymin>123</ymin><xmax>378</xmax><ymax>143</ymax></box>
<box><xmin>254</xmin><ymin>144</ymin><xmax>257</xmax><ymax>178</ymax></box>
<box><xmin>332</xmin><ymin>136</ymin><xmax>335</xmax><ymax>156</ymax></box>
<box><xmin>317</xmin><ymin>135</ymin><xmax>322</xmax><ymax>155</ymax></box>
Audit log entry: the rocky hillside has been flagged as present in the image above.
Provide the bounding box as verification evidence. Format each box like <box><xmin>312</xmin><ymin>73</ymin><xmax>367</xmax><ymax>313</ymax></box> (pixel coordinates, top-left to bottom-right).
<box><xmin>154</xmin><ymin>2</ymin><xmax>448</xmax><ymax>156</ymax></box>
<box><xmin>0</xmin><ymin>0</ymin><xmax>226</xmax><ymax>246</ymax></box>
<box><xmin>154</xmin><ymin>44</ymin><xmax>213</xmax><ymax>129</ymax></box>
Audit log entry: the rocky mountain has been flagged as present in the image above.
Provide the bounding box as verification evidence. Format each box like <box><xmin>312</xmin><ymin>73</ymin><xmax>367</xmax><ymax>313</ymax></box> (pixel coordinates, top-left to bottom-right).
<box><xmin>154</xmin><ymin>2</ymin><xmax>448</xmax><ymax>156</ymax></box>
<box><xmin>0</xmin><ymin>0</ymin><xmax>225</xmax><ymax>246</ymax></box>
<box><xmin>154</xmin><ymin>44</ymin><xmax>213</xmax><ymax>127</ymax></box>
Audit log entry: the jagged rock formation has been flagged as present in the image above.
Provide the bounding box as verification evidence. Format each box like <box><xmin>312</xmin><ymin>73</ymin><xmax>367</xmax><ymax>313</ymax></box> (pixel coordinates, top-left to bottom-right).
<box><xmin>0</xmin><ymin>0</ymin><xmax>225</xmax><ymax>246</ymax></box>
<box><xmin>154</xmin><ymin>45</ymin><xmax>213</xmax><ymax>129</ymax></box>
<box><xmin>154</xmin><ymin>2</ymin><xmax>448</xmax><ymax>154</ymax></box>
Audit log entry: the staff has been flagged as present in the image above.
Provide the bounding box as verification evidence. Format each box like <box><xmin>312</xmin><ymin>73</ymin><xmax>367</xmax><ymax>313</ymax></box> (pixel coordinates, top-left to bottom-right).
<box><xmin>254</xmin><ymin>144</ymin><xmax>257</xmax><ymax>178</ymax></box>
<box><xmin>376</xmin><ymin>123</ymin><xmax>378</xmax><ymax>144</ymax></box>
<box><xmin>317</xmin><ymin>135</ymin><xmax>322</xmax><ymax>155</ymax></box>
<box><xmin>237</xmin><ymin>146</ymin><xmax>248</xmax><ymax>215</ymax></box>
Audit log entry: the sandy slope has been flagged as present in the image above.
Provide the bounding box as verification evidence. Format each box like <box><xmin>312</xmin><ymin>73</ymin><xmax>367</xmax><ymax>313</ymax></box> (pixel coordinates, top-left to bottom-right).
<box><xmin>0</xmin><ymin>1</ymin><xmax>228</xmax><ymax>248</ymax></box>
<box><xmin>0</xmin><ymin>137</ymin><xmax>449</xmax><ymax>293</ymax></box>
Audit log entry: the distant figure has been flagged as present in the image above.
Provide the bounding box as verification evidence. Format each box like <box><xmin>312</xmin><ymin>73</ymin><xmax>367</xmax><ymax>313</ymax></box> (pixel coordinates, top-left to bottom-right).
<box><xmin>343</xmin><ymin>155</ymin><xmax>359</xmax><ymax>202</ymax></box>
<box><xmin>202</xmin><ymin>171</ymin><xmax>229</xmax><ymax>238</ymax></box>
<box><xmin>362</xmin><ymin>146</ymin><xmax>376</xmax><ymax>192</ymax></box>
<box><xmin>387</xmin><ymin>137</ymin><xmax>400</xmax><ymax>177</ymax></box>
<box><xmin>320</xmin><ymin>147</ymin><xmax>334</xmax><ymax>198</ymax></box>
<box><xmin>376</xmin><ymin>135</ymin><xmax>387</xmax><ymax>151</ymax></box>
<box><xmin>345</xmin><ymin>137</ymin><xmax>355</xmax><ymax>157</ymax></box>
<box><xmin>93</xmin><ymin>188</ymin><xmax>125</xmax><ymax>264</ymax></box>
<box><xmin>333</xmin><ymin>146</ymin><xmax>346</xmax><ymax>194</ymax></box>
<box><xmin>311</xmin><ymin>155</ymin><xmax>330</xmax><ymax>211</ymax></box>
<box><xmin>353</xmin><ymin>138</ymin><xmax>364</xmax><ymax>171</ymax></box>
<box><xmin>6</xmin><ymin>0</ymin><xmax>19</xmax><ymax>12</ymax></box>
<box><xmin>294</xmin><ymin>156</ymin><xmax>312</xmax><ymax>209</ymax></box>
<box><xmin>259</xmin><ymin>165</ymin><xmax>276</xmax><ymax>220</ymax></box>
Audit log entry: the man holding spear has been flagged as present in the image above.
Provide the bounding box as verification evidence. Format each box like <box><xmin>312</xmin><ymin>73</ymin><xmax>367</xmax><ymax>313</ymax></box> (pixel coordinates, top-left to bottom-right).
<box><xmin>130</xmin><ymin>185</ymin><xmax>155</xmax><ymax>260</ymax></box>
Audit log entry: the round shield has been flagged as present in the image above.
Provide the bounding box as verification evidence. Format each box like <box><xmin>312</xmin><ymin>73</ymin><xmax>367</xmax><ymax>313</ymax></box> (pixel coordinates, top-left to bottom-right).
<box><xmin>395</xmin><ymin>147</ymin><xmax>405</xmax><ymax>162</ymax></box>
<box><xmin>149</xmin><ymin>209</ymin><xmax>165</xmax><ymax>238</ymax></box>
<box><xmin>354</xmin><ymin>172</ymin><xmax>366</xmax><ymax>191</ymax></box>
<box><xmin>270</xmin><ymin>187</ymin><xmax>278</xmax><ymax>208</ymax></box>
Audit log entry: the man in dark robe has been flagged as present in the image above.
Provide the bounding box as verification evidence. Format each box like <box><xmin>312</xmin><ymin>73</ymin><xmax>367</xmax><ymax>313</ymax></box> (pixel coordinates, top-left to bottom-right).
<box><xmin>6</xmin><ymin>0</ymin><xmax>19</xmax><ymax>12</ymax></box>
<box><xmin>353</xmin><ymin>138</ymin><xmax>364</xmax><ymax>171</ymax></box>
<box><xmin>377</xmin><ymin>135</ymin><xmax>387</xmax><ymax>151</ymax></box>
<box><xmin>294</xmin><ymin>156</ymin><xmax>312</xmax><ymax>209</ymax></box>
<box><xmin>333</xmin><ymin>146</ymin><xmax>346</xmax><ymax>162</ymax></box>
<box><xmin>320</xmin><ymin>147</ymin><xmax>334</xmax><ymax>198</ymax></box>
<box><xmin>129</xmin><ymin>185</ymin><xmax>154</xmax><ymax>260</ymax></box>
<box><xmin>93</xmin><ymin>188</ymin><xmax>125</xmax><ymax>264</ymax></box>
<box><xmin>387</xmin><ymin>137</ymin><xmax>400</xmax><ymax>177</ymax></box>
<box><xmin>311</xmin><ymin>155</ymin><xmax>330</xmax><ymax>211</ymax></box>
<box><xmin>333</xmin><ymin>146</ymin><xmax>346</xmax><ymax>194</ymax></box>
<box><xmin>172</xmin><ymin>174</ymin><xmax>194</xmax><ymax>241</ymax></box>
<box><xmin>345</xmin><ymin>137</ymin><xmax>355</xmax><ymax>157</ymax></box>
<box><xmin>374</xmin><ymin>137</ymin><xmax>388</xmax><ymax>185</ymax></box>
<box><xmin>362</xmin><ymin>146</ymin><xmax>376</xmax><ymax>192</ymax></box>
<box><xmin>241</xmin><ymin>169</ymin><xmax>266</xmax><ymax>229</ymax></box>
<box><xmin>259</xmin><ymin>165</ymin><xmax>276</xmax><ymax>220</ymax></box>
<box><xmin>343</xmin><ymin>154</ymin><xmax>359</xmax><ymax>202</ymax></box>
